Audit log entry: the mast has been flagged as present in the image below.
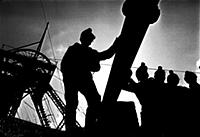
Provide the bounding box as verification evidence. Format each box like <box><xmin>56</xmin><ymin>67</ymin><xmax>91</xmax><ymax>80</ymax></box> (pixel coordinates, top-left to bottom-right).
<box><xmin>37</xmin><ymin>22</ymin><xmax>49</xmax><ymax>52</ymax></box>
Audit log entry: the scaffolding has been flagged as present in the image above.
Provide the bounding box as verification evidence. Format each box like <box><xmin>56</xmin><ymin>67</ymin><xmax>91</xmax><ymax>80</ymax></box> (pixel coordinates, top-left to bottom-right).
<box><xmin>0</xmin><ymin>22</ymin><xmax>68</xmax><ymax>130</ymax></box>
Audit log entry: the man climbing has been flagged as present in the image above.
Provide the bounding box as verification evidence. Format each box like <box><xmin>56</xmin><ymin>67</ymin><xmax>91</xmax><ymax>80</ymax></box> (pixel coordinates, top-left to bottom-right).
<box><xmin>61</xmin><ymin>28</ymin><xmax>119</xmax><ymax>132</ymax></box>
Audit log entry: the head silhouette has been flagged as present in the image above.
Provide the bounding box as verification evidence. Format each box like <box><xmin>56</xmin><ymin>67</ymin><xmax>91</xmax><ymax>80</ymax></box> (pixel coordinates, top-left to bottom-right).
<box><xmin>136</xmin><ymin>62</ymin><xmax>149</xmax><ymax>82</ymax></box>
<box><xmin>154</xmin><ymin>66</ymin><xmax>165</xmax><ymax>83</ymax></box>
<box><xmin>80</xmin><ymin>28</ymin><xmax>96</xmax><ymax>47</ymax></box>
<box><xmin>184</xmin><ymin>71</ymin><xmax>197</xmax><ymax>85</ymax></box>
<box><xmin>167</xmin><ymin>70</ymin><xmax>179</xmax><ymax>86</ymax></box>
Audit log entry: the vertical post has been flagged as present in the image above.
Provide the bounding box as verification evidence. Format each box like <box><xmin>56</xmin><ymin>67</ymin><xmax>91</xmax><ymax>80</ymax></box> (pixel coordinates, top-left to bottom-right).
<box><xmin>102</xmin><ymin>0</ymin><xmax>160</xmax><ymax>104</ymax></box>
<box><xmin>37</xmin><ymin>22</ymin><xmax>49</xmax><ymax>52</ymax></box>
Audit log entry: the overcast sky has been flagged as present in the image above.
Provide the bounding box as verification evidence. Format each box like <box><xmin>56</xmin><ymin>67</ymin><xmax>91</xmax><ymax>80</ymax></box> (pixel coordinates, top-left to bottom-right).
<box><xmin>0</xmin><ymin>0</ymin><xmax>199</xmax><ymax>71</ymax></box>
<box><xmin>134</xmin><ymin>0</ymin><xmax>199</xmax><ymax>74</ymax></box>
<box><xmin>0</xmin><ymin>0</ymin><xmax>199</xmax><ymax>89</ymax></box>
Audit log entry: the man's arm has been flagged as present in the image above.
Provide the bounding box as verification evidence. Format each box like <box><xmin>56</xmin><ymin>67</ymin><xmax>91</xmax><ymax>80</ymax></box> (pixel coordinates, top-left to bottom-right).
<box><xmin>98</xmin><ymin>37</ymin><xmax>120</xmax><ymax>61</ymax></box>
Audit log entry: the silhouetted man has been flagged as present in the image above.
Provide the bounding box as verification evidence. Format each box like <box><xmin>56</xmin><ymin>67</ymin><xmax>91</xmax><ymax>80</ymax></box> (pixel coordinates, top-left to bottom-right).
<box><xmin>164</xmin><ymin>70</ymin><xmax>182</xmax><ymax>136</ymax></box>
<box><xmin>61</xmin><ymin>28</ymin><xmax>118</xmax><ymax>132</ymax></box>
<box><xmin>184</xmin><ymin>71</ymin><xmax>200</xmax><ymax>137</ymax></box>
<box><xmin>134</xmin><ymin>63</ymin><xmax>165</xmax><ymax>137</ymax></box>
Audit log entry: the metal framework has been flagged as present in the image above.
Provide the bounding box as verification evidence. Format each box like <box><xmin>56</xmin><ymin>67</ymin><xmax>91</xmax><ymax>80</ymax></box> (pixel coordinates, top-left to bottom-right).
<box><xmin>0</xmin><ymin>22</ymin><xmax>67</xmax><ymax>130</ymax></box>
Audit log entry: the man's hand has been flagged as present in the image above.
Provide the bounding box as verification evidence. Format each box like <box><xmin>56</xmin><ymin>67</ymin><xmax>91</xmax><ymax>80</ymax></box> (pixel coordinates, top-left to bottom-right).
<box><xmin>111</xmin><ymin>37</ymin><xmax>121</xmax><ymax>52</ymax></box>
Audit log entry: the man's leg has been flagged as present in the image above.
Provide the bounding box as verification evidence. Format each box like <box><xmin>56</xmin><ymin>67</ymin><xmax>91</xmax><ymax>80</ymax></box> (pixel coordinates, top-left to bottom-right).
<box><xmin>80</xmin><ymin>79</ymin><xmax>101</xmax><ymax>131</ymax></box>
<box><xmin>64</xmin><ymin>80</ymin><xmax>79</xmax><ymax>130</ymax></box>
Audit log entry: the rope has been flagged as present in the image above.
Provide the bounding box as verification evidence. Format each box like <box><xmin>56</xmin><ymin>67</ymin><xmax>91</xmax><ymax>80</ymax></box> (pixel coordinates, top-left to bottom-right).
<box><xmin>39</xmin><ymin>0</ymin><xmax>56</xmax><ymax>61</ymax></box>
<box><xmin>39</xmin><ymin>0</ymin><xmax>65</xmax><ymax>128</ymax></box>
<box><xmin>40</xmin><ymin>0</ymin><xmax>64</xmax><ymax>95</ymax></box>
<box><xmin>48</xmin><ymin>31</ymin><xmax>56</xmax><ymax>61</ymax></box>
<box><xmin>24</xmin><ymin>101</ymin><xmax>35</xmax><ymax>111</ymax></box>
<box><xmin>39</xmin><ymin>0</ymin><xmax>47</xmax><ymax>22</ymax></box>
<box><xmin>100</xmin><ymin>63</ymin><xmax>200</xmax><ymax>74</ymax></box>
<box><xmin>39</xmin><ymin>0</ymin><xmax>65</xmax><ymax>96</ymax></box>
<box><xmin>45</xmin><ymin>59</ymin><xmax>200</xmax><ymax>75</ymax></box>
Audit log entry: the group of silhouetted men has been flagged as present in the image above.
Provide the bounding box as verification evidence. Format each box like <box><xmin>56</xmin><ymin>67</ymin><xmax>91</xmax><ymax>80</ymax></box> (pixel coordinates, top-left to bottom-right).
<box><xmin>122</xmin><ymin>62</ymin><xmax>200</xmax><ymax>137</ymax></box>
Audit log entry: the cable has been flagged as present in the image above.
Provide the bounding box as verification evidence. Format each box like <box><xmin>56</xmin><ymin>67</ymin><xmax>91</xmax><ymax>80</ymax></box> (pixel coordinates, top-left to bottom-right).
<box><xmin>51</xmin><ymin>60</ymin><xmax>200</xmax><ymax>75</ymax></box>
<box><xmin>100</xmin><ymin>63</ymin><xmax>200</xmax><ymax>74</ymax></box>
<box><xmin>39</xmin><ymin>0</ymin><xmax>56</xmax><ymax>61</ymax></box>
<box><xmin>39</xmin><ymin>0</ymin><xmax>67</xmax><ymax>128</ymax></box>
<box><xmin>44</xmin><ymin>94</ymin><xmax>58</xmax><ymax>127</ymax></box>
<box><xmin>39</xmin><ymin>0</ymin><xmax>47</xmax><ymax>22</ymax></box>
<box><xmin>48</xmin><ymin>31</ymin><xmax>57</xmax><ymax>61</ymax></box>
<box><xmin>40</xmin><ymin>0</ymin><xmax>64</xmax><ymax>97</ymax></box>
<box><xmin>24</xmin><ymin>101</ymin><xmax>35</xmax><ymax>111</ymax></box>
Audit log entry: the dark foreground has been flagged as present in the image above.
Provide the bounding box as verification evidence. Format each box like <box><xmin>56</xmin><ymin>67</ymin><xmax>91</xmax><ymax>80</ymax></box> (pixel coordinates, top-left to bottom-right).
<box><xmin>0</xmin><ymin>102</ymin><xmax>139</xmax><ymax>137</ymax></box>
